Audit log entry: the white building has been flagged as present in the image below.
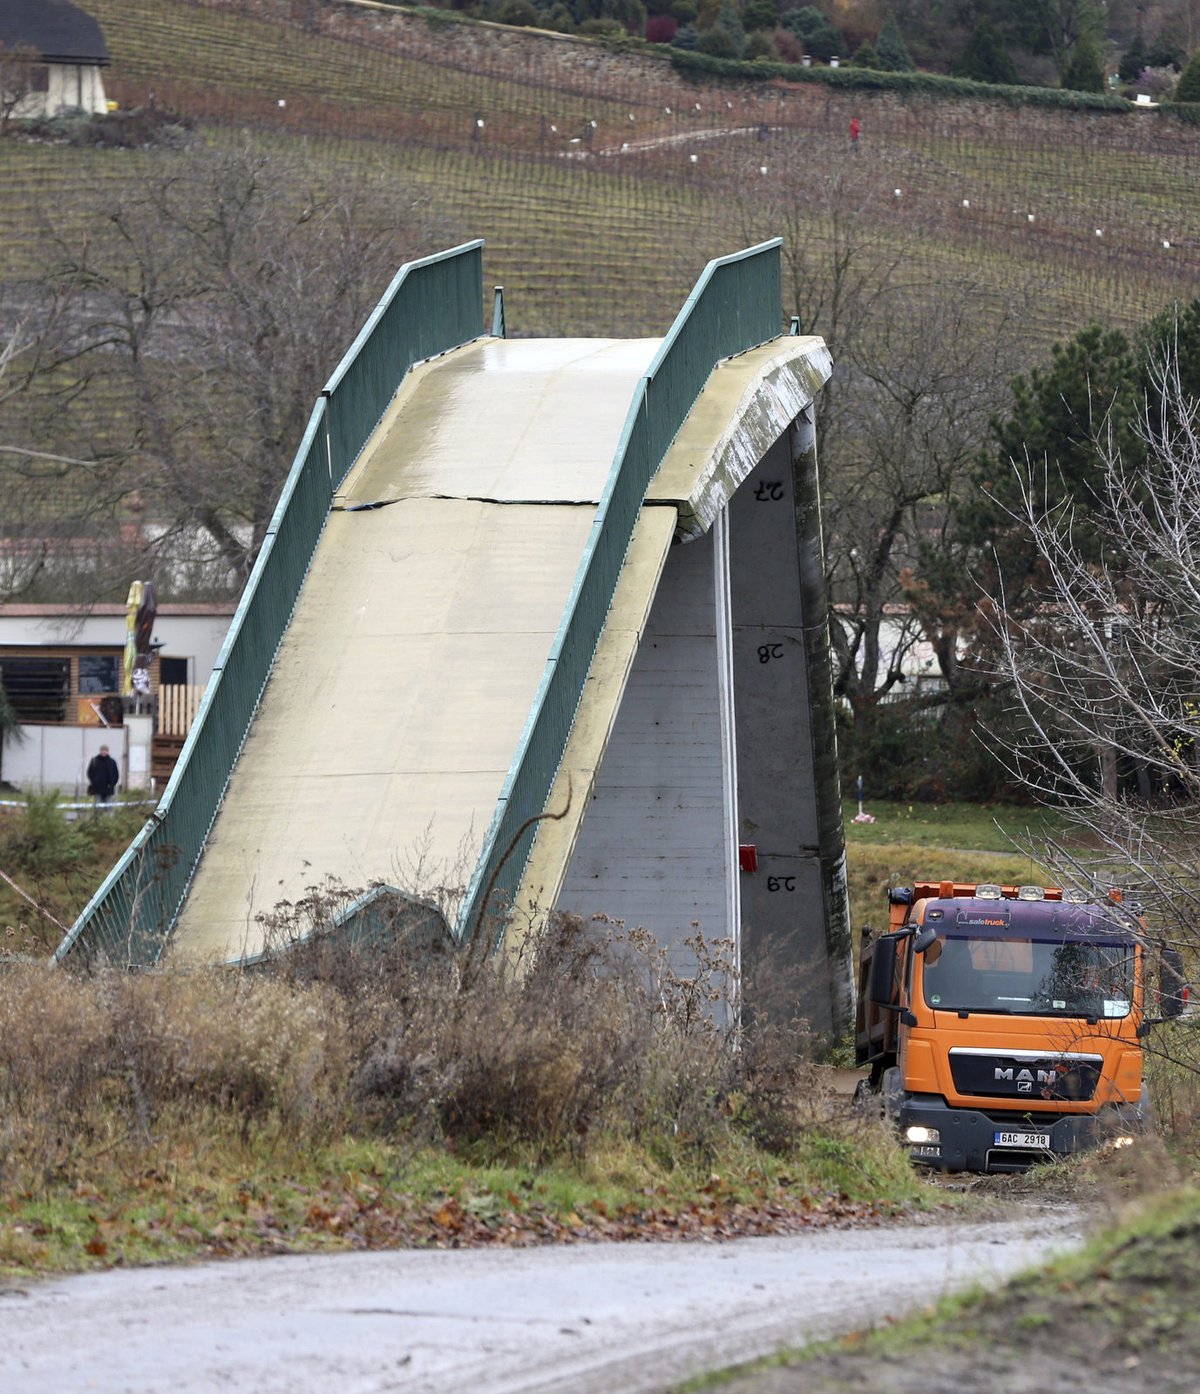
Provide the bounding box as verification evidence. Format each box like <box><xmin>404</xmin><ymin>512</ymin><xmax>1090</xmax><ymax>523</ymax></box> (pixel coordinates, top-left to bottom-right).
<box><xmin>0</xmin><ymin>602</ymin><xmax>234</xmax><ymax>796</ymax></box>
<box><xmin>1</xmin><ymin>0</ymin><xmax>110</xmax><ymax>119</ymax></box>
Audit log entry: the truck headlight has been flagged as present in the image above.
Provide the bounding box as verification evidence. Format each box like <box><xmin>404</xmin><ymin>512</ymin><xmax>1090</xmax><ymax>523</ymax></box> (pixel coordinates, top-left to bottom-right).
<box><xmin>905</xmin><ymin>1125</ymin><xmax>940</xmax><ymax>1144</ymax></box>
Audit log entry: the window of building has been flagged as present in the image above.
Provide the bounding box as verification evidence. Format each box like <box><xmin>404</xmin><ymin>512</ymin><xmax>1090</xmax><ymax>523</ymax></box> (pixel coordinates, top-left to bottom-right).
<box><xmin>0</xmin><ymin>657</ymin><xmax>71</xmax><ymax>724</ymax></box>
<box><xmin>78</xmin><ymin>654</ymin><xmax>121</xmax><ymax>694</ymax></box>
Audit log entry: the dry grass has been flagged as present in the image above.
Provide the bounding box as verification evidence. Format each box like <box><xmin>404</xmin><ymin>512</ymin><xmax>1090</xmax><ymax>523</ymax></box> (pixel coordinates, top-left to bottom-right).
<box><xmin>0</xmin><ymin>910</ymin><xmax>839</xmax><ymax>1196</ymax></box>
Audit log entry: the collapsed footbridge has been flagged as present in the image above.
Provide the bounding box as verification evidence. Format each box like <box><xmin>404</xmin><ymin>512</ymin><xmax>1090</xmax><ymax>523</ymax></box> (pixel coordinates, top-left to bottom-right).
<box><xmin>57</xmin><ymin>239</ymin><xmax>854</xmax><ymax>1037</ymax></box>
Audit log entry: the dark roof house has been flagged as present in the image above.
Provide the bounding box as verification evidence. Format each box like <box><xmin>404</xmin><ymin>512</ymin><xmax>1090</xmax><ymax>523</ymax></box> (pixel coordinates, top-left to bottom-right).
<box><xmin>0</xmin><ymin>0</ymin><xmax>110</xmax><ymax>65</ymax></box>
<box><xmin>0</xmin><ymin>0</ymin><xmax>111</xmax><ymax>117</ymax></box>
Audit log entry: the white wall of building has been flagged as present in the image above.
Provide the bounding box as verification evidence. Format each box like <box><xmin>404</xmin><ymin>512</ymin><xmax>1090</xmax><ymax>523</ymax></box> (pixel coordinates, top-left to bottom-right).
<box><xmin>46</xmin><ymin>62</ymin><xmax>107</xmax><ymax>115</ymax></box>
<box><xmin>2</xmin><ymin>724</ymin><xmax>128</xmax><ymax>801</ymax></box>
<box><xmin>0</xmin><ymin>607</ymin><xmax>234</xmax><ymax>689</ymax></box>
<box><xmin>9</xmin><ymin>63</ymin><xmax>108</xmax><ymax>119</ymax></box>
<box><xmin>0</xmin><ymin>605</ymin><xmax>232</xmax><ymax>795</ymax></box>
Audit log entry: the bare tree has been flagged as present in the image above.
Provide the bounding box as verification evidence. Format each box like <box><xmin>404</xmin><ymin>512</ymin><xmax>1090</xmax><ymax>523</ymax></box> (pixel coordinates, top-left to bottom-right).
<box><xmin>0</xmin><ymin>43</ymin><xmax>39</xmax><ymax>129</ymax></box>
<box><xmin>0</xmin><ymin>291</ymin><xmax>121</xmax><ymax>598</ymax></box>
<box><xmin>2</xmin><ymin>141</ymin><xmax>449</xmax><ymax>601</ymax></box>
<box><xmin>830</xmin><ymin>280</ymin><xmax>1033</xmax><ymax>723</ymax></box>
<box><xmin>720</xmin><ymin>143</ymin><xmax>1034</xmax><ymax>752</ymax></box>
<box><xmin>990</xmin><ymin>344</ymin><xmax>1200</xmax><ymax>949</ymax></box>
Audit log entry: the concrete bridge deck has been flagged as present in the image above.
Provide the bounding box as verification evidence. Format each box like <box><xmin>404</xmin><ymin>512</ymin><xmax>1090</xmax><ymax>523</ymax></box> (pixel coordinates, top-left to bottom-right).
<box><xmin>173</xmin><ymin>338</ymin><xmax>659</xmax><ymax>961</ymax></box>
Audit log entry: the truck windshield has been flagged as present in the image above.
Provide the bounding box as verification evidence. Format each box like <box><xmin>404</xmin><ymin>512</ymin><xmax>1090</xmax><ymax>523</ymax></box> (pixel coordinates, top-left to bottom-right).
<box><xmin>921</xmin><ymin>934</ymin><xmax>1135</xmax><ymax>1018</ymax></box>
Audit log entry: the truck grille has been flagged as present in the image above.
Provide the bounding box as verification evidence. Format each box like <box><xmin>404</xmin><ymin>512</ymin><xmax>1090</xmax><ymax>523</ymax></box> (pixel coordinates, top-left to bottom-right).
<box><xmin>948</xmin><ymin>1048</ymin><xmax>1102</xmax><ymax>1102</ymax></box>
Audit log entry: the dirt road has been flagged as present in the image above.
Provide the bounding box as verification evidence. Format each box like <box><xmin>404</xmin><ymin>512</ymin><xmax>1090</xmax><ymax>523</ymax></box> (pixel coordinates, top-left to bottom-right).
<box><xmin>0</xmin><ymin>1209</ymin><xmax>1081</xmax><ymax>1394</ymax></box>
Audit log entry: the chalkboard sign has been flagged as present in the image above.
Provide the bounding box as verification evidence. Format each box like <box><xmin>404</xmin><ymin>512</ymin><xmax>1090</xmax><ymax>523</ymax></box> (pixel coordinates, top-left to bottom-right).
<box><xmin>79</xmin><ymin>654</ymin><xmax>120</xmax><ymax>694</ymax></box>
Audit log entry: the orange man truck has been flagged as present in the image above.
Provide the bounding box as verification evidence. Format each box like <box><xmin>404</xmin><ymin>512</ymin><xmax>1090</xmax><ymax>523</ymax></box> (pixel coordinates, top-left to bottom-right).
<box><xmin>856</xmin><ymin>881</ymin><xmax>1186</xmax><ymax>1172</ymax></box>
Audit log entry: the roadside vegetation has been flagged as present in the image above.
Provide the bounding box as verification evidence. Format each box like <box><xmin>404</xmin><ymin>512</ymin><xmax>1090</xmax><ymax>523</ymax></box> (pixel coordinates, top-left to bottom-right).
<box><xmin>0</xmin><ymin>796</ymin><xmax>145</xmax><ymax>958</ymax></box>
<box><xmin>0</xmin><ymin>907</ymin><xmax>924</xmax><ymax>1276</ymax></box>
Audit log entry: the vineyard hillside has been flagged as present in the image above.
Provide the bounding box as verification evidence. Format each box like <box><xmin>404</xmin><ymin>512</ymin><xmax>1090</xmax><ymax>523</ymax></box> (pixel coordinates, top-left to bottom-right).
<box><xmin>1</xmin><ymin>0</ymin><xmax>1197</xmax><ymax>340</ymax></box>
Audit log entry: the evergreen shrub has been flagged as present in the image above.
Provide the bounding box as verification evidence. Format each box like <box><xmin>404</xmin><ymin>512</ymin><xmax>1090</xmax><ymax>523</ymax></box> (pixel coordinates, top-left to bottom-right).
<box><xmin>1175</xmin><ymin>51</ymin><xmax>1200</xmax><ymax>103</ymax></box>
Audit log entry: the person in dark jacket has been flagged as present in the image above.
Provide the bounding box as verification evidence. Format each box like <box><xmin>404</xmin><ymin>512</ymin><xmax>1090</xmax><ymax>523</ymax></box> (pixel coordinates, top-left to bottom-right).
<box><xmin>87</xmin><ymin>745</ymin><xmax>120</xmax><ymax>807</ymax></box>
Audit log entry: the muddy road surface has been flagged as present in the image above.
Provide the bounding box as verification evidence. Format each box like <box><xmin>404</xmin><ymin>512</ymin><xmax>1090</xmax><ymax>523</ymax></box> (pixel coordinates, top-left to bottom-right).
<box><xmin>0</xmin><ymin>1209</ymin><xmax>1082</xmax><ymax>1394</ymax></box>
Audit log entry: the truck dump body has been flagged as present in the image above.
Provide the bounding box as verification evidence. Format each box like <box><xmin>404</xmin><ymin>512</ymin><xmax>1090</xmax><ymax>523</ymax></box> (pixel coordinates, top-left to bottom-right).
<box><xmin>857</xmin><ymin>883</ymin><xmax>1153</xmax><ymax>1172</ymax></box>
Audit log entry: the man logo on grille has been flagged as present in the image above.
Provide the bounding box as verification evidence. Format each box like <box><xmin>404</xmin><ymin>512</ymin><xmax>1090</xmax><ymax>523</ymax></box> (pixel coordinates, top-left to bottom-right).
<box><xmin>995</xmin><ymin>1066</ymin><xmax>1057</xmax><ymax>1086</ymax></box>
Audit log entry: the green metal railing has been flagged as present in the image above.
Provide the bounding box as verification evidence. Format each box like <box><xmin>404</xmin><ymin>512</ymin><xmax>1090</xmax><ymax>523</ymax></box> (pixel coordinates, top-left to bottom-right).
<box><xmin>456</xmin><ymin>240</ymin><xmax>783</xmax><ymax>943</ymax></box>
<box><xmin>325</xmin><ymin>241</ymin><xmax>484</xmax><ymax>487</ymax></box>
<box><xmin>57</xmin><ymin>242</ymin><xmax>486</xmax><ymax>966</ymax></box>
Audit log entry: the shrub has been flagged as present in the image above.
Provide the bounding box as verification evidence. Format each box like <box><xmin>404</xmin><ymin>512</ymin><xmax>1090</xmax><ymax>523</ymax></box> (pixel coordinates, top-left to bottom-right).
<box><xmin>1135</xmin><ymin>66</ymin><xmax>1178</xmax><ymax>99</ymax></box>
<box><xmin>852</xmin><ymin>39</ymin><xmax>878</xmax><ymax>69</ymax></box>
<box><xmin>537</xmin><ymin>2</ymin><xmax>575</xmax><ymax>30</ymax></box>
<box><xmin>579</xmin><ymin>15</ymin><xmax>627</xmax><ymax>35</ymax></box>
<box><xmin>22</xmin><ymin>104</ymin><xmax>193</xmax><ymax>148</ymax></box>
<box><xmin>744</xmin><ymin>30</ymin><xmax>779</xmax><ymax>61</ymax></box>
<box><xmin>110</xmin><ymin>972</ymin><xmax>354</xmax><ymax>1132</ymax></box>
<box><xmin>490</xmin><ymin>0</ymin><xmax>539</xmax><ymax>25</ymax></box>
<box><xmin>772</xmin><ymin>25</ymin><xmax>801</xmax><ymax>63</ymax></box>
<box><xmin>0</xmin><ymin>885</ymin><xmax>874</xmax><ymax>1221</ymax></box>
<box><xmin>953</xmin><ymin>19</ymin><xmax>1018</xmax><ymax>86</ymax></box>
<box><xmin>1175</xmin><ymin>50</ymin><xmax>1200</xmax><ymax>103</ymax></box>
<box><xmin>347</xmin><ymin>917</ymin><xmax>721</xmax><ymax>1159</ymax></box>
<box><xmin>1062</xmin><ymin>37</ymin><xmax>1106</xmax><ymax>94</ymax></box>
<box><xmin>667</xmin><ymin>47</ymin><xmax>1131</xmax><ymax>111</ymax></box>
<box><xmin>696</xmin><ymin>24</ymin><xmax>739</xmax><ymax>57</ymax></box>
<box><xmin>1118</xmin><ymin>35</ymin><xmax>1148</xmax><ymax>83</ymax></box>
<box><xmin>780</xmin><ymin>4</ymin><xmax>842</xmax><ymax>62</ymax></box>
<box><xmin>1</xmin><ymin>791</ymin><xmax>88</xmax><ymax>875</ymax></box>
<box><xmin>645</xmin><ymin>13</ymin><xmax>677</xmax><ymax>42</ymax></box>
<box><xmin>837</xmin><ymin>694</ymin><xmax>1024</xmax><ymax>803</ymax></box>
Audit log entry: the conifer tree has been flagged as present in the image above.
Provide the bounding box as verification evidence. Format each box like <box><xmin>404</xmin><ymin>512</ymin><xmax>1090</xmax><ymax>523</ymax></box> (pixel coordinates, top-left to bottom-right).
<box><xmin>1118</xmin><ymin>33</ymin><xmax>1147</xmax><ymax>83</ymax></box>
<box><xmin>1063</xmin><ymin>36</ymin><xmax>1106</xmax><ymax>92</ymax></box>
<box><xmin>953</xmin><ymin>19</ymin><xmax>1018</xmax><ymax>85</ymax></box>
<box><xmin>875</xmin><ymin>15</ymin><xmax>914</xmax><ymax>71</ymax></box>
<box><xmin>1176</xmin><ymin>49</ymin><xmax>1200</xmax><ymax>102</ymax></box>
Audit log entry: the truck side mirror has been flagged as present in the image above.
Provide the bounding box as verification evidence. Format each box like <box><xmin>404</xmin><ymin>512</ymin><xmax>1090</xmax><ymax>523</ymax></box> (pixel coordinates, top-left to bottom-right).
<box><xmin>1160</xmin><ymin>947</ymin><xmax>1187</xmax><ymax>1020</ymax></box>
<box><xmin>867</xmin><ymin>933</ymin><xmax>901</xmax><ymax>1007</ymax></box>
<box><xmin>913</xmin><ymin>924</ymin><xmax>938</xmax><ymax>954</ymax></box>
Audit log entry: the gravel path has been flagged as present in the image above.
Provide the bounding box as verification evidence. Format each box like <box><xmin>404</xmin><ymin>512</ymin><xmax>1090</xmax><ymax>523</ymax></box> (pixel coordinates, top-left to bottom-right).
<box><xmin>0</xmin><ymin>1208</ymin><xmax>1083</xmax><ymax>1394</ymax></box>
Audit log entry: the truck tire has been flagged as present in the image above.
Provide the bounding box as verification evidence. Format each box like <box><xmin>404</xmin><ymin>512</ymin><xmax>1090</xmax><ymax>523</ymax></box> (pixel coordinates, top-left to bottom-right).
<box><xmin>882</xmin><ymin>1066</ymin><xmax>904</xmax><ymax>1123</ymax></box>
<box><xmin>1137</xmin><ymin>1082</ymin><xmax>1155</xmax><ymax>1132</ymax></box>
<box><xmin>852</xmin><ymin>1077</ymin><xmax>878</xmax><ymax>1112</ymax></box>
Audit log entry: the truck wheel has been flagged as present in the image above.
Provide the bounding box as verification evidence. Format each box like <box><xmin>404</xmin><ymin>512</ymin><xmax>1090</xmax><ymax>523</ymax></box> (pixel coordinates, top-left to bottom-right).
<box><xmin>882</xmin><ymin>1066</ymin><xmax>903</xmax><ymax>1123</ymax></box>
<box><xmin>1137</xmin><ymin>1083</ymin><xmax>1155</xmax><ymax>1132</ymax></box>
<box><xmin>852</xmin><ymin>1078</ymin><xmax>878</xmax><ymax>1111</ymax></box>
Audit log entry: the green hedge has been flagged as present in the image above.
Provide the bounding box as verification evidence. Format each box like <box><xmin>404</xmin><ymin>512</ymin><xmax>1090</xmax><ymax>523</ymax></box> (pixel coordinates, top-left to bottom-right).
<box><xmin>669</xmin><ymin>48</ymin><xmax>1133</xmax><ymax>113</ymax></box>
<box><xmin>1162</xmin><ymin>100</ymin><xmax>1200</xmax><ymax>126</ymax></box>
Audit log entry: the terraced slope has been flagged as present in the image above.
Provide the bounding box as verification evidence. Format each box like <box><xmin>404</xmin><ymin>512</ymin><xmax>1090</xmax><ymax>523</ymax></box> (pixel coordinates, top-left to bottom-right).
<box><xmin>5</xmin><ymin>0</ymin><xmax>1199</xmax><ymax>340</ymax></box>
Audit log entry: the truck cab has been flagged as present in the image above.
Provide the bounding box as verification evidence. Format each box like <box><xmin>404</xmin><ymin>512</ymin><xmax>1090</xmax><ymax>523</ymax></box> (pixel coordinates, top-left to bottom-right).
<box><xmin>856</xmin><ymin>881</ymin><xmax>1185</xmax><ymax>1172</ymax></box>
